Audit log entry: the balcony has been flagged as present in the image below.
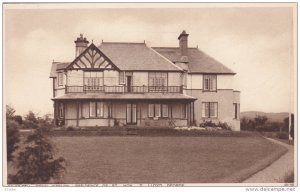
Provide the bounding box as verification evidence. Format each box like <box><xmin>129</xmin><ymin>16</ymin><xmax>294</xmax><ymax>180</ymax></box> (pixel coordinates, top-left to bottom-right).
<box><xmin>65</xmin><ymin>85</ymin><xmax>183</xmax><ymax>94</ymax></box>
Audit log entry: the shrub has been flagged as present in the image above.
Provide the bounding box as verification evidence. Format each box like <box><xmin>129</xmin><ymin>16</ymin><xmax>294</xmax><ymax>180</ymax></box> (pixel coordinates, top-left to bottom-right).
<box><xmin>10</xmin><ymin>128</ymin><xmax>66</xmax><ymax>184</ymax></box>
<box><xmin>66</xmin><ymin>126</ymin><xmax>75</xmax><ymax>131</ymax></box>
<box><xmin>23</xmin><ymin>120</ymin><xmax>39</xmax><ymax>129</ymax></box>
<box><xmin>276</xmin><ymin>132</ymin><xmax>289</xmax><ymax>140</ymax></box>
<box><xmin>199</xmin><ymin>120</ymin><xmax>217</xmax><ymax>128</ymax></box>
<box><xmin>218</xmin><ymin>122</ymin><xmax>232</xmax><ymax>131</ymax></box>
<box><xmin>7</xmin><ymin>120</ymin><xmax>20</xmax><ymax>161</ymax></box>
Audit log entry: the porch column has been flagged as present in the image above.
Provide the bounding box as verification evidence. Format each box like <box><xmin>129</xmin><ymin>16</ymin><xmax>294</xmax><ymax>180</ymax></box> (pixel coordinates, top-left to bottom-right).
<box><xmin>76</xmin><ymin>101</ymin><xmax>79</xmax><ymax>127</ymax></box>
<box><xmin>53</xmin><ymin>101</ymin><xmax>57</xmax><ymax>127</ymax></box>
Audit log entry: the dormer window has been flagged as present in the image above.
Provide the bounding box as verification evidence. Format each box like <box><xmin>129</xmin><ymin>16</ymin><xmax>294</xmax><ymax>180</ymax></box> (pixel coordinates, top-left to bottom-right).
<box><xmin>203</xmin><ymin>75</ymin><xmax>217</xmax><ymax>91</ymax></box>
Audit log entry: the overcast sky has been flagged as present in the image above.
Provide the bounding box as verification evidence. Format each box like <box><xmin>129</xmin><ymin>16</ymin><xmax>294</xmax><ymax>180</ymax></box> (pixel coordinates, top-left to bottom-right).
<box><xmin>4</xmin><ymin>3</ymin><xmax>296</xmax><ymax>116</ymax></box>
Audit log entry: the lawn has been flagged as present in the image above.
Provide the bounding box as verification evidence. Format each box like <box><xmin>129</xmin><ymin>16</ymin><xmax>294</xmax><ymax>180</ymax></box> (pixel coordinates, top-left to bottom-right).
<box><xmin>50</xmin><ymin>135</ymin><xmax>287</xmax><ymax>184</ymax></box>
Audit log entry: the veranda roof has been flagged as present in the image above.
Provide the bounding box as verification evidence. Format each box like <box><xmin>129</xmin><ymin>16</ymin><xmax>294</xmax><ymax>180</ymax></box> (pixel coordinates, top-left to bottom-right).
<box><xmin>52</xmin><ymin>93</ymin><xmax>196</xmax><ymax>101</ymax></box>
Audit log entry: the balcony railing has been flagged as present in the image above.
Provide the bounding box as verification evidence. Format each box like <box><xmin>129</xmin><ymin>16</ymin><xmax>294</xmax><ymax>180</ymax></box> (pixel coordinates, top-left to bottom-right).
<box><xmin>65</xmin><ymin>85</ymin><xmax>183</xmax><ymax>94</ymax></box>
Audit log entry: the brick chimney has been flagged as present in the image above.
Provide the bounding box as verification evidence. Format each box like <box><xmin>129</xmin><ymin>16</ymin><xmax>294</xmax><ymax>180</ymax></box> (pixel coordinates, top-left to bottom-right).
<box><xmin>75</xmin><ymin>34</ymin><xmax>89</xmax><ymax>57</ymax></box>
<box><xmin>178</xmin><ymin>30</ymin><xmax>189</xmax><ymax>63</ymax></box>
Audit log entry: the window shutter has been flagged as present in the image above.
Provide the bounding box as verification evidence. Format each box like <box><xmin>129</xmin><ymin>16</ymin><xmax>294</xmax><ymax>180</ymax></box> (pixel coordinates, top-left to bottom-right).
<box><xmin>162</xmin><ymin>104</ymin><xmax>169</xmax><ymax>117</ymax></box>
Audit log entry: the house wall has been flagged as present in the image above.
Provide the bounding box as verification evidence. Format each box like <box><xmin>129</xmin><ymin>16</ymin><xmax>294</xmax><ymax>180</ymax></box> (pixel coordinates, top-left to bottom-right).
<box><xmin>104</xmin><ymin>70</ymin><xmax>118</xmax><ymax>86</ymax></box>
<box><xmin>133</xmin><ymin>72</ymin><xmax>148</xmax><ymax>86</ymax></box>
<box><xmin>62</xmin><ymin>70</ymin><xmax>184</xmax><ymax>87</ymax></box>
<box><xmin>185</xmin><ymin>89</ymin><xmax>240</xmax><ymax>131</ymax></box>
<box><xmin>168</xmin><ymin>72</ymin><xmax>182</xmax><ymax>86</ymax></box>
<box><xmin>187</xmin><ymin>74</ymin><xmax>235</xmax><ymax>90</ymax></box>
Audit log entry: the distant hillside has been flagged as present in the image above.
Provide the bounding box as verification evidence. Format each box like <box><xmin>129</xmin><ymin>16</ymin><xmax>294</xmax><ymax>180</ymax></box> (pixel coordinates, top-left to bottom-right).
<box><xmin>240</xmin><ymin>111</ymin><xmax>289</xmax><ymax>123</ymax></box>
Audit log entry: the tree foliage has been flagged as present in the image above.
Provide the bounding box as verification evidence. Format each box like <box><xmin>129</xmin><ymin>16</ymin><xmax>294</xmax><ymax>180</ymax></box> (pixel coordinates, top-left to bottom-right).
<box><xmin>6</xmin><ymin>120</ymin><xmax>20</xmax><ymax>161</ymax></box>
<box><xmin>11</xmin><ymin>128</ymin><xmax>66</xmax><ymax>184</ymax></box>
<box><xmin>6</xmin><ymin>105</ymin><xmax>16</xmax><ymax>120</ymax></box>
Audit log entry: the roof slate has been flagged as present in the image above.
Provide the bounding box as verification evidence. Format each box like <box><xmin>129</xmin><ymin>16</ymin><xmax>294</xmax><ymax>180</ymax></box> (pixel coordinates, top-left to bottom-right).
<box><xmin>49</xmin><ymin>62</ymin><xmax>70</xmax><ymax>78</ymax></box>
<box><xmin>153</xmin><ymin>47</ymin><xmax>236</xmax><ymax>74</ymax></box>
<box><xmin>98</xmin><ymin>42</ymin><xmax>183</xmax><ymax>71</ymax></box>
<box><xmin>52</xmin><ymin>93</ymin><xmax>196</xmax><ymax>100</ymax></box>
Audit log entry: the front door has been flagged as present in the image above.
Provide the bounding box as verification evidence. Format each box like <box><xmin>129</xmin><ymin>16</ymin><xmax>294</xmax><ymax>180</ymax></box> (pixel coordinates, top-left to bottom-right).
<box><xmin>126</xmin><ymin>76</ymin><xmax>132</xmax><ymax>92</ymax></box>
<box><xmin>126</xmin><ymin>103</ymin><xmax>137</xmax><ymax>125</ymax></box>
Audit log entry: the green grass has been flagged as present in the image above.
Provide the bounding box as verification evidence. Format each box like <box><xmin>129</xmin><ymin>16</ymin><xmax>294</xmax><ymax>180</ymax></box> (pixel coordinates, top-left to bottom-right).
<box><xmin>49</xmin><ymin>135</ymin><xmax>287</xmax><ymax>184</ymax></box>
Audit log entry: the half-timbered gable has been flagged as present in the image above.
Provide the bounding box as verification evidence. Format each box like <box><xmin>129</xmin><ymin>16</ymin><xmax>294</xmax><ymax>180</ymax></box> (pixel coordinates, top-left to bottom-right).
<box><xmin>66</xmin><ymin>43</ymin><xmax>119</xmax><ymax>71</ymax></box>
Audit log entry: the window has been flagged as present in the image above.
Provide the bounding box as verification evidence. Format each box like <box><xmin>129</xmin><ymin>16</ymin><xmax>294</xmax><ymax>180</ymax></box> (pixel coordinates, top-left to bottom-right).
<box><xmin>58</xmin><ymin>72</ymin><xmax>64</xmax><ymax>86</ymax></box>
<box><xmin>203</xmin><ymin>75</ymin><xmax>217</xmax><ymax>91</ymax></box>
<box><xmin>58</xmin><ymin>103</ymin><xmax>64</xmax><ymax>118</ymax></box>
<box><xmin>81</xmin><ymin>101</ymin><xmax>104</xmax><ymax>118</ymax></box>
<box><xmin>90</xmin><ymin>102</ymin><xmax>96</xmax><ymax>117</ymax></box>
<box><xmin>81</xmin><ymin>102</ymin><xmax>89</xmax><ymax>118</ymax></box>
<box><xmin>202</xmin><ymin>102</ymin><xmax>218</xmax><ymax>118</ymax></box>
<box><xmin>182</xmin><ymin>104</ymin><xmax>187</xmax><ymax>119</ymax></box>
<box><xmin>234</xmin><ymin>103</ymin><xmax>239</xmax><ymax>119</ymax></box>
<box><xmin>119</xmin><ymin>71</ymin><xmax>125</xmax><ymax>84</ymax></box>
<box><xmin>155</xmin><ymin>104</ymin><xmax>161</xmax><ymax>118</ymax></box>
<box><xmin>84</xmin><ymin>71</ymin><xmax>104</xmax><ymax>91</ymax></box>
<box><xmin>148</xmin><ymin>104</ymin><xmax>154</xmax><ymax>117</ymax></box>
<box><xmin>97</xmin><ymin>102</ymin><xmax>104</xmax><ymax>117</ymax></box>
<box><xmin>162</xmin><ymin>104</ymin><xmax>169</xmax><ymax>117</ymax></box>
<box><xmin>149</xmin><ymin>72</ymin><xmax>168</xmax><ymax>91</ymax></box>
<box><xmin>148</xmin><ymin>103</ymin><xmax>168</xmax><ymax>118</ymax></box>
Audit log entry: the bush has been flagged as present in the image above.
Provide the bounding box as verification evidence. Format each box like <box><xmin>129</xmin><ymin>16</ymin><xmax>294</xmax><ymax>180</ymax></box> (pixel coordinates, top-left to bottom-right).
<box><xmin>10</xmin><ymin>128</ymin><xmax>66</xmax><ymax>184</ymax></box>
<box><xmin>7</xmin><ymin>120</ymin><xmax>20</xmax><ymax>161</ymax></box>
<box><xmin>199</xmin><ymin>120</ymin><xmax>217</xmax><ymax>128</ymax></box>
<box><xmin>276</xmin><ymin>132</ymin><xmax>289</xmax><ymax>140</ymax></box>
<box><xmin>23</xmin><ymin>120</ymin><xmax>38</xmax><ymax>129</ymax></box>
<box><xmin>66</xmin><ymin>126</ymin><xmax>75</xmax><ymax>131</ymax></box>
<box><xmin>218</xmin><ymin>122</ymin><xmax>232</xmax><ymax>131</ymax></box>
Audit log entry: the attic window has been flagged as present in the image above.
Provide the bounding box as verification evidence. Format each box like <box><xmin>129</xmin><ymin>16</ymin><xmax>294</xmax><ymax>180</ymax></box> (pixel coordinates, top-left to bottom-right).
<box><xmin>58</xmin><ymin>72</ymin><xmax>64</xmax><ymax>86</ymax></box>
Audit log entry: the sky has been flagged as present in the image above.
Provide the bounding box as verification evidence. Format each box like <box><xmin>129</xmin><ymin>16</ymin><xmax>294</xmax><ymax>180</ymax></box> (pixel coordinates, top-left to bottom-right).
<box><xmin>4</xmin><ymin>3</ymin><xmax>296</xmax><ymax>116</ymax></box>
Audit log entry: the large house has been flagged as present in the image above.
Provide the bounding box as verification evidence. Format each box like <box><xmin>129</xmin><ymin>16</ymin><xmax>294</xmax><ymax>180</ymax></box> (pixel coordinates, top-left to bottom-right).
<box><xmin>50</xmin><ymin>31</ymin><xmax>240</xmax><ymax>131</ymax></box>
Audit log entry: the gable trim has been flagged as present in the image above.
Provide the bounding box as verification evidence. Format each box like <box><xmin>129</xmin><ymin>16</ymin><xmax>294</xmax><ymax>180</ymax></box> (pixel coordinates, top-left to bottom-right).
<box><xmin>66</xmin><ymin>43</ymin><xmax>120</xmax><ymax>71</ymax></box>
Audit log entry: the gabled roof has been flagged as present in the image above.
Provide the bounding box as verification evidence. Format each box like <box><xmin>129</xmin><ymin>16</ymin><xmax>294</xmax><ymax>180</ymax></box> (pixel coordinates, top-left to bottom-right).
<box><xmin>49</xmin><ymin>62</ymin><xmax>70</xmax><ymax>78</ymax></box>
<box><xmin>153</xmin><ymin>47</ymin><xmax>236</xmax><ymax>74</ymax></box>
<box><xmin>98</xmin><ymin>42</ymin><xmax>183</xmax><ymax>72</ymax></box>
<box><xmin>66</xmin><ymin>43</ymin><xmax>119</xmax><ymax>70</ymax></box>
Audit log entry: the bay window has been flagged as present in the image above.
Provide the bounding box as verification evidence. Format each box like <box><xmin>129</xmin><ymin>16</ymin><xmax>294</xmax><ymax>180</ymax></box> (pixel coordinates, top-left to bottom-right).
<box><xmin>81</xmin><ymin>101</ymin><xmax>104</xmax><ymax>118</ymax></box>
<box><xmin>148</xmin><ymin>103</ymin><xmax>169</xmax><ymax>118</ymax></box>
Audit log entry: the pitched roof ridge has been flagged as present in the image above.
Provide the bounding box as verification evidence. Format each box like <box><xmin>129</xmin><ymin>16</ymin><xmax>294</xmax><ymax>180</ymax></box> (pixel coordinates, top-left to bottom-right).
<box><xmin>152</xmin><ymin>47</ymin><xmax>198</xmax><ymax>49</ymax></box>
<box><xmin>100</xmin><ymin>42</ymin><xmax>146</xmax><ymax>45</ymax></box>
<box><xmin>147</xmin><ymin>45</ymin><xmax>184</xmax><ymax>72</ymax></box>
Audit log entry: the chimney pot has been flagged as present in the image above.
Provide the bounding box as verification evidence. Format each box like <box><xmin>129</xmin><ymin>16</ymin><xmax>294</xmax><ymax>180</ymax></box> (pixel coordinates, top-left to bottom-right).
<box><xmin>74</xmin><ymin>34</ymin><xmax>89</xmax><ymax>57</ymax></box>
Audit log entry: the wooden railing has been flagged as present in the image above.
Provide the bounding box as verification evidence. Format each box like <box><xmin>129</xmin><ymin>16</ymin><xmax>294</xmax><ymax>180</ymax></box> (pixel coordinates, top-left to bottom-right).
<box><xmin>65</xmin><ymin>85</ymin><xmax>183</xmax><ymax>94</ymax></box>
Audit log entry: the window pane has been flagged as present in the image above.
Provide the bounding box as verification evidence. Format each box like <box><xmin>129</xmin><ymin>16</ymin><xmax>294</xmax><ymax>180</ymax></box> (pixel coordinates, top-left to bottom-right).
<box><xmin>119</xmin><ymin>72</ymin><xmax>125</xmax><ymax>84</ymax></box>
<box><xmin>162</xmin><ymin>104</ymin><xmax>169</xmax><ymax>117</ymax></box>
<box><xmin>127</xmin><ymin>104</ymin><xmax>131</xmax><ymax>122</ymax></box>
<box><xmin>58</xmin><ymin>73</ymin><xmax>63</xmax><ymax>86</ymax></box>
<box><xmin>210</xmin><ymin>103</ymin><xmax>218</xmax><ymax>118</ymax></box>
<box><xmin>82</xmin><ymin>102</ymin><xmax>89</xmax><ymax>118</ymax></box>
<box><xmin>90</xmin><ymin>102</ymin><xmax>96</xmax><ymax>117</ymax></box>
<box><xmin>132</xmin><ymin>104</ymin><xmax>137</xmax><ymax>123</ymax></box>
<box><xmin>155</xmin><ymin>104</ymin><xmax>161</xmax><ymax>117</ymax></box>
<box><xmin>202</xmin><ymin>103</ymin><xmax>209</xmax><ymax>118</ymax></box>
<box><xmin>148</xmin><ymin>104</ymin><xmax>154</xmax><ymax>117</ymax></box>
<box><xmin>97</xmin><ymin>102</ymin><xmax>104</xmax><ymax>117</ymax></box>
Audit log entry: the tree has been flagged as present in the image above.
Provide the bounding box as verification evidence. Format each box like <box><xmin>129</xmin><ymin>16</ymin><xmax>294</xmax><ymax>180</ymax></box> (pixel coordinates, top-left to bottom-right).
<box><xmin>11</xmin><ymin>128</ymin><xmax>65</xmax><ymax>184</ymax></box>
<box><xmin>7</xmin><ymin>120</ymin><xmax>20</xmax><ymax>161</ymax></box>
<box><xmin>25</xmin><ymin>111</ymin><xmax>38</xmax><ymax>124</ymax></box>
<box><xmin>6</xmin><ymin>105</ymin><xmax>16</xmax><ymax>120</ymax></box>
